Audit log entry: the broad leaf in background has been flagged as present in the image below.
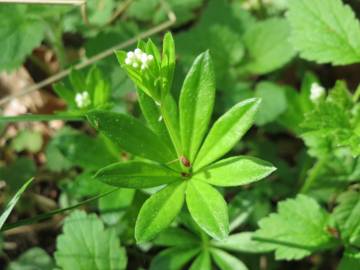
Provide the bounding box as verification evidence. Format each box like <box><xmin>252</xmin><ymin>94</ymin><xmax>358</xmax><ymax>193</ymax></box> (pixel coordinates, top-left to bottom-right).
<box><xmin>135</xmin><ymin>181</ymin><xmax>187</xmax><ymax>242</ymax></box>
<box><xmin>11</xmin><ymin>130</ymin><xmax>43</xmax><ymax>153</ymax></box>
<box><xmin>337</xmin><ymin>249</ymin><xmax>360</xmax><ymax>270</ymax></box>
<box><xmin>287</xmin><ymin>0</ymin><xmax>360</xmax><ymax>65</ymax></box>
<box><xmin>243</xmin><ymin>18</ymin><xmax>295</xmax><ymax>74</ymax></box>
<box><xmin>6</xmin><ymin>247</ymin><xmax>54</xmax><ymax>270</ymax></box>
<box><xmin>186</xmin><ymin>180</ymin><xmax>229</xmax><ymax>240</ymax></box>
<box><xmin>194</xmin><ymin>98</ymin><xmax>260</xmax><ymax>170</ymax></box>
<box><xmin>179</xmin><ymin>51</ymin><xmax>215</xmax><ymax>162</ymax></box>
<box><xmin>55</xmin><ymin>211</ymin><xmax>127</xmax><ymax>270</ymax></box>
<box><xmin>333</xmin><ymin>190</ymin><xmax>360</xmax><ymax>246</ymax></box>
<box><xmin>0</xmin><ymin>178</ymin><xmax>33</xmax><ymax>230</ymax></box>
<box><xmin>0</xmin><ymin>5</ymin><xmax>46</xmax><ymax>71</ymax></box>
<box><xmin>255</xmin><ymin>81</ymin><xmax>287</xmax><ymax>126</ymax></box>
<box><xmin>255</xmin><ymin>195</ymin><xmax>334</xmax><ymax>260</ymax></box>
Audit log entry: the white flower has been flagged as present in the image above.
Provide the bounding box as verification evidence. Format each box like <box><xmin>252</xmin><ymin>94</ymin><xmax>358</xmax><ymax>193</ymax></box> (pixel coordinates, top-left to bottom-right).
<box><xmin>124</xmin><ymin>48</ymin><xmax>154</xmax><ymax>71</ymax></box>
<box><xmin>310</xmin><ymin>83</ymin><xmax>325</xmax><ymax>102</ymax></box>
<box><xmin>75</xmin><ymin>91</ymin><xmax>91</xmax><ymax>108</ymax></box>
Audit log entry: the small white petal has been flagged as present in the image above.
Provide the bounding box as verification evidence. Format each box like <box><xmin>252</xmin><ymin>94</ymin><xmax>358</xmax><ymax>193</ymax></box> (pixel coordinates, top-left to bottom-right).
<box><xmin>310</xmin><ymin>83</ymin><xmax>325</xmax><ymax>102</ymax></box>
<box><xmin>132</xmin><ymin>62</ymin><xmax>139</xmax><ymax>68</ymax></box>
<box><xmin>125</xmin><ymin>58</ymin><xmax>131</xmax><ymax>65</ymax></box>
<box><xmin>127</xmin><ymin>51</ymin><xmax>134</xmax><ymax>58</ymax></box>
<box><xmin>141</xmin><ymin>53</ymin><xmax>148</xmax><ymax>63</ymax></box>
<box><xmin>134</xmin><ymin>48</ymin><xmax>142</xmax><ymax>55</ymax></box>
<box><xmin>147</xmin><ymin>54</ymin><xmax>154</xmax><ymax>61</ymax></box>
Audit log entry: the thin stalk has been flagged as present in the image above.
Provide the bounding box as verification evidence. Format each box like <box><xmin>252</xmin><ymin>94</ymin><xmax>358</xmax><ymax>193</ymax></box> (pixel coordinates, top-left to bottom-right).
<box><xmin>0</xmin><ymin>114</ymin><xmax>84</xmax><ymax>123</ymax></box>
<box><xmin>300</xmin><ymin>159</ymin><xmax>326</xmax><ymax>193</ymax></box>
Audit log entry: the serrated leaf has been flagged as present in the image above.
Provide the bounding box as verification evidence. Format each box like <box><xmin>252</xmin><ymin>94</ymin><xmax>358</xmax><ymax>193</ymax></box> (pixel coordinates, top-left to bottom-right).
<box><xmin>95</xmin><ymin>160</ymin><xmax>181</xmax><ymax>188</ymax></box>
<box><xmin>0</xmin><ymin>5</ymin><xmax>46</xmax><ymax>71</ymax></box>
<box><xmin>179</xmin><ymin>51</ymin><xmax>216</xmax><ymax>162</ymax></box>
<box><xmin>255</xmin><ymin>195</ymin><xmax>334</xmax><ymax>260</ymax></box>
<box><xmin>135</xmin><ymin>181</ymin><xmax>186</xmax><ymax>242</ymax></box>
<box><xmin>149</xmin><ymin>247</ymin><xmax>200</xmax><ymax>270</ymax></box>
<box><xmin>244</xmin><ymin>18</ymin><xmax>295</xmax><ymax>74</ymax></box>
<box><xmin>87</xmin><ymin>110</ymin><xmax>176</xmax><ymax>164</ymax></box>
<box><xmin>194</xmin><ymin>156</ymin><xmax>275</xmax><ymax>187</ymax></box>
<box><xmin>193</xmin><ymin>98</ymin><xmax>260</xmax><ymax>170</ymax></box>
<box><xmin>287</xmin><ymin>0</ymin><xmax>360</xmax><ymax>65</ymax></box>
<box><xmin>212</xmin><ymin>232</ymin><xmax>273</xmax><ymax>253</ymax></box>
<box><xmin>186</xmin><ymin>180</ymin><xmax>229</xmax><ymax>240</ymax></box>
<box><xmin>189</xmin><ymin>250</ymin><xmax>211</xmax><ymax>270</ymax></box>
<box><xmin>211</xmin><ymin>248</ymin><xmax>248</xmax><ymax>270</ymax></box>
<box><xmin>333</xmin><ymin>190</ymin><xmax>360</xmax><ymax>246</ymax></box>
<box><xmin>55</xmin><ymin>211</ymin><xmax>127</xmax><ymax>270</ymax></box>
<box><xmin>6</xmin><ymin>247</ymin><xmax>54</xmax><ymax>270</ymax></box>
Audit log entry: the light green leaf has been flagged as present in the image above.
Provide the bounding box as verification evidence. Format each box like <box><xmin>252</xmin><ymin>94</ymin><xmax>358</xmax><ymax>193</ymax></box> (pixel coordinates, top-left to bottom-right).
<box><xmin>193</xmin><ymin>98</ymin><xmax>260</xmax><ymax>170</ymax></box>
<box><xmin>6</xmin><ymin>247</ymin><xmax>54</xmax><ymax>270</ymax></box>
<box><xmin>287</xmin><ymin>0</ymin><xmax>360</xmax><ymax>65</ymax></box>
<box><xmin>244</xmin><ymin>18</ymin><xmax>295</xmax><ymax>74</ymax></box>
<box><xmin>87</xmin><ymin>110</ymin><xmax>176</xmax><ymax>164</ymax></box>
<box><xmin>11</xmin><ymin>130</ymin><xmax>43</xmax><ymax>153</ymax></box>
<box><xmin>154</xmin><ymin>227</ymin><xmax>200</xmax><ymax>247</ymax></box>
<box><xmin>255</xmin><ymin>195</ymin><xmax>334</xmax><ymax>260</ymax></box>
<box><xmin>55</xmin><ymin>211</ymin><xmax>127</xmax><ymax>270</ymax></box>
<box><xmin>333</xmin><ymin>190</ymin><xmax>360</xmax><ymax>246</ymax></box>
<box><xmin>135</xmin><ymin>181</ymin><xmax>187</xmax><ymax>242</ymax></box>
<box><xmin>186</xmin><ymin>180</ymin><xmax>229</xmax><ymax>240</ymax></box>
<box><xmin>149</xmin><ymin>247</ymin><xmax>200</xmax><ymax>270</ymax></box>
<box><xmin>179</xmin><ymin>51</ymin><xmax>216</xmax><ymax>162</ymax></box>
<box><xmin>0</xmin><ymin>178</ymin><xmax>33</xmax><ymax>230</ymax></box>
<box><xmin>0</xmin><ymin>5</ymin><xmax>46</xmax><ymax>71</ymax></box>
<box><xmin>189</xmin><ymin>250</ymin><xmax>211</xmax><ymax>270</ymax></box>
<box><xmin>161</xmin><ymin>32</ymin><xmax>176</xmax><ymax>94</ymax></box>
<box><xmin>212</xmin><ymin>232</ymin><xmax>273</xmax><ymax>253</ymax></box>
<box><xmin>211</xmin><ymin>248</ymin><xmax>248</xmax><ymax>270</ymax></box>
<box><xmin>255</xmin><ymin>82</ymin><xmax>287</xmax><ymax>126</ymax></box>
<box><xmin>95</xmin><ymin>160</ymin><xmax>181</xmax><ymax>188</ymax></box>
<box><xmin>194</xmin><ymin>156</ymin><xmax>275</xmax><ymax>187</ymax></box>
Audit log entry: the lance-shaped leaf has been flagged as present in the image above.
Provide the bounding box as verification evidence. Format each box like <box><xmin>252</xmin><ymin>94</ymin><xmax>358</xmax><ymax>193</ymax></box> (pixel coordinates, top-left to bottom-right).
<box><xmin>194</xmin><ymin>156</ymin><xmax>276</xmax><ymax>187</ymax></box>
<box><xmin>189</xmin><ymin>250</ymin><xmax>211</xmax><ymax>270</ymax></box>
<box><xmin>179</xmin><ymin>51</ymin><xmax>216</xmax><ymax>162</ymax></box>
<box><xmin>193</xmin><ymin>98</ymin><xmax>260</xmax><ymax>171</ymax></box>
<box><xmin>95</xmin><ymin>161</ymin><xmax>181</xmax><ymax>188</ymax></box>
<box><xmin>135</xmin><ymin>181</ymin><xmax>187</xmax><ymax>242</ymax></box>
<box><xmin>149</xmin><ymin>247</ymin><xmax>200</xmax><ymax>270</ymax></box>
<box><xmin>87</xmin><ymin>110</ymin><xmax>176</xmax><ymax>164</ymax></box>
<box><xmin>161</xmin><ymin>32</ymin><xmax>176</xmax><ymax>94</ymax></box>
<box><xmin>211</xmin><ymin>248</ymin><xmax>248</xmax><ymax>270</ymax></box>
<box><xmin>0</xmin><ymin>178</ymin><xmax>33</xmax><ymax>230</ymax></box>
<box><xmin>186</xmin><ymin>180</ymin><xmax>229</xmax><ymax>240</ymax></box>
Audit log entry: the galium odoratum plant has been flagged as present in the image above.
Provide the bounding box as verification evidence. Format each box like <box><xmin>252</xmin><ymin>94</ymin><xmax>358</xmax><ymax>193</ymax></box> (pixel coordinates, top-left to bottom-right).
<box><xmin>87</xmin><ymin>32</ymin><xmax>276</xmax><ymax>243</ymax></box>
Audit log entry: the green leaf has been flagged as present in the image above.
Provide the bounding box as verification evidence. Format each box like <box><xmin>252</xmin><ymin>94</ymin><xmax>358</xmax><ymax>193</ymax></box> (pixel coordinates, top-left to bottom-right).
<box><xmin>53</xmin><ymin>83</ymin><xmax>76</xmax><ymax>108</ymax></box>
<box><xmin>189</xmin><ymin>250</ymin><xmax>211</xmax><ymax>270</ymax></box>
<box><xmin>211</xmin><ymin>248</ymin><xmax>248</xmax><ymax>270</ymax></box>
<box><xmin>135</xmin><ymin>181</ymin><xmax>187</xmax><ymax>242</ymax></box>
<box><xmin>6</xmin><ymin>247</ymin><xmax>54</xmax><ymax>270</ymax></box>
<box><xmin>186</xmin><ymin>180</ymin><xmax>229</xmax><ymax>240</ymax></box>
<box><xmin>193</xmin><ymin>98</ymin><xmax>260</xmax><ymax>170</ymax></box>
<box><xmin>69</xmin><ymin>69</ymin><xmax>86</xmax><ymax>93</ymax></box>
<box><xmin>55</xmin><ymin>211</ymin><xmax>127</xmax><ymax>270</ymax></box>
<box><xmin>162</xmin><ymin>32</ymin><xmax>176</xmax><ymax>94</ymax></box>
<box><xmin>212</xmin><ymin>232</ymin><xmax>273</xmax><ymax>253</ymax></box>
<box><xmin>179</xmin><ymin>51</ymin><xmax>216</xmax><ymax>162</ymax></box>
<box><xmin>287</xmin><ymin>0</ymin><xmax>360</xmax><ymax>65</ymax></box>
<box><xmin>149</xmin><ymin>247</ymin><xmax>200</xmax><ymax>270</ymax></box>
<box><xmin>11</xmin><ymin>130</ymin><xmax>43</xmax><ymax>153</ymax></box>
<box><xmin>95</xmin><ymin>160</ymin><xmax>181</xmax><ymax>188</ymax></box>
<box><xmin>194</xmin><ymin>156</ymin><xmax>275</xmax><ymax>187</ymax></box>
<box><xmin>154</xmin><ymin>227</ymin><xmax>200</xmax><ymax>247</ymax></box>
<box><xmin>255</xmin><ymin>195</ymin><xmax>334</xmax><ymax>260</ymax></box>
<box><xmin>255</xmin><ymin>82</ymin><xmax>288</xmax><ymax>126</ymax></box>
<box><xmin>243</xmin><ymin>18</ymin><xmax>295</xmax><ymax>74</ymax></box>
<box><xmin>333</xmin><ymin>190</ymin><xmax>360</xmax><ymax>246</ymax></box>
<box><xmin>0</xmin><ymin>178</ymin><xmax>33</xmax><ymax>230</ymax></box>
<box><xmin>337</xmin><ymin>249</ymin><xmax>360</xmax><ymax>270</ymax></box>
<box><xmin>87</xmin><ymin>110</ymin><xmax>176</xmax><ymax>164</ymax></box>
<box><xmin>0</xmin><ymin>5</ymin><xmax>46</xmax><ymax>71</ymax></box>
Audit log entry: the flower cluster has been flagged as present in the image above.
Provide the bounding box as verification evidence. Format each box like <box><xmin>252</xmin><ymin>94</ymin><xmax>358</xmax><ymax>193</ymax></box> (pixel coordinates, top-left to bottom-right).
<box><xmin>75</xmin><ymin>91</ymin><xmax>91</xmax><ymax>108</ymax></box>
<box><xmin>310</xmin><ymin>83</ymin><xmax>325</xmax><ymax>102</ymax></box>
<box><xmin>125</xmin><ymin>48</ymin><xmax>154</xmax><ymax>70</ymax></box>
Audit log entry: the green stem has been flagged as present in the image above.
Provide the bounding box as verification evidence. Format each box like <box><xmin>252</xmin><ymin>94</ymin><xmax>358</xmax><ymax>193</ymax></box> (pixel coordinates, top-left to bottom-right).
<box><xmin>0</xmin><ymin>114</ymin><xmax>84</xmax><ymax>123</ymax></box>
<box><xmin>300</xmin><ymin>159</ymin><xmax>326</xmax><ymax>193</ymax></box>
<box><xmin>353</xmin><ymin>84</ymin><xmax>360</xmax><ymax>102</ymax></box>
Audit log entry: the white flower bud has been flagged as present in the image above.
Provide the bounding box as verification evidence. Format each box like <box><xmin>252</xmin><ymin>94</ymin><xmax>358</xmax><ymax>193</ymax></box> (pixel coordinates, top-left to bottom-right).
<box><xmin>310</xmin><ymin>83</ymin><xmax>325</xmax><ymax>102</ymax></box>
<box><xmin>75</xmin><ymin>91</ymin><xmax>91</xmax><ymax>108</ymax></box>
